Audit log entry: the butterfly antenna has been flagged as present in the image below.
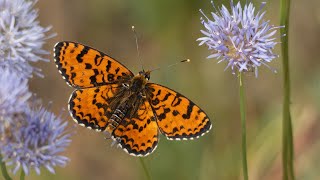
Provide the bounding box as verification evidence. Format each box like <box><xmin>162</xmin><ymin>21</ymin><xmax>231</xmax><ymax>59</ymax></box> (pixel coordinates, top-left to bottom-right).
<box><xmin>167</xmin><ymin>59</ymin><xmax>191</xmax><ymax>68</ymax></box>
<box><xmin>149</xmin><ymin>67</ymin><xmax>161</xmax><ymax>72</ymax></box>
<box><xmin>149</xmin><ymin>59</ymin><xmax>190</xmax><ymax>72</ymax></box>
<box><xmin>132</xmin><ymin>26</ymin><xmax>144</xmax><ymax>71</ymax></box>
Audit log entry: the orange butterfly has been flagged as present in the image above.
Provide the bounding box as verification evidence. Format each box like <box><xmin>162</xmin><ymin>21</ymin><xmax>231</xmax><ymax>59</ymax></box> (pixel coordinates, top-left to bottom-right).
<box><xmin>54</xmin><ymin>41</ymin><xmax>212</xmax><ymax>156</ymax></box>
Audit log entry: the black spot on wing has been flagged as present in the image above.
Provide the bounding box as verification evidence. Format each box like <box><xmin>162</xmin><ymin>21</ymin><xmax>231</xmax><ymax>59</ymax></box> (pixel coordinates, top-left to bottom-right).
<box><xmin>76</xmin><ymin>46</ymin><xmax>89</xmax><ymax>63</ymax></box>
<box><xmin>182</xmin><ymin>101</ymin><xmax>195</xmax><ymax>119</ymax></box>
<box><xmin>85</xmin><ymin>63</ymin><xmax>92</xmax><ymax>69</ymax></box>
<box><xmin>94</xmin><ymin>54</ymin><xmax>103</xmax><ymax>66</ymax></box>
<box><xmin>106</xmin><ymin>60</ymin><xmax>111</xmax><ymax>72</ymax></box>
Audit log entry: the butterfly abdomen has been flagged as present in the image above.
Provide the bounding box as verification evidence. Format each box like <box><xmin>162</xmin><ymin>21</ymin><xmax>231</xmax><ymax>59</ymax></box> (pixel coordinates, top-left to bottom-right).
<box><xmin>106</xmin><ymin>103</ymin><xmax>128</xmax><ymax>133</ymax></box>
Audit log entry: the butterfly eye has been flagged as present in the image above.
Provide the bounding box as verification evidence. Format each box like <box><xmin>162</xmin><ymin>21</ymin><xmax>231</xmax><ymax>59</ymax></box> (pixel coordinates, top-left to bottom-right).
<box><xmin>145</xmin><ymin>74</ymin><xmax>150</xmax><ymax>80</ymax></box>
<box><xmin>122</xmin><ymin>83</ymin><xmax>129</xmax><ymax>88</ymax></box>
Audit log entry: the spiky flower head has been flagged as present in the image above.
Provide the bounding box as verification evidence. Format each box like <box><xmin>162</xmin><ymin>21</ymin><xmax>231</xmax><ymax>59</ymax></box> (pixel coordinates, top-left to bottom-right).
<box><xmin>0</xmin><ymin>67</ymin><xmax>31</xmax><ymax>134</ymax></box>
<box><xmin>0</xmin><ymin>0</ymin><xmax>54</xmax><ymax>77</ymax></box>
<box><xmin>197</xmin><ymin>1</ymin><xmax>283</xmax><ymax>77</ymax></box>
<box><xmin>0</xmin><ymin>106</ymin><xmax>72</xmax><ymax>175</ymax></box>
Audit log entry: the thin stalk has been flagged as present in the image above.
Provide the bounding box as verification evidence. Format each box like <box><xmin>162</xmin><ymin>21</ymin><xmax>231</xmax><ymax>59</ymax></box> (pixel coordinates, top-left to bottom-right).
<box><xmin>280</xmin><ymin>0</ymin><xmax>294</xmax><ymax>179</ymax></box>
<box><xmin>0</xmin><ymin>154</ymin><xmax>12</xmax><ymax>180</ymax></box>
<box><xmin>20</xmin><ymin>170</ymin><xmax>25</xmax><ymax>180</ymax></box>
<box><xmin>239</xmin><ymin>72</ymin><xmax>248</xmax><ymax>180</ymax></box>
<box><xmin>139</xmin><ymin>158</ymin><xmax>151</xmax><ymax>180</ymax></box>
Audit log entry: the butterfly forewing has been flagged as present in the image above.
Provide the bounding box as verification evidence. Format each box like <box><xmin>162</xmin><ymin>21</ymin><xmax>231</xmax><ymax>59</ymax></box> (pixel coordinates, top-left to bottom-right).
<box><xmin>112</xmin><ymin>100</ymin><xmax>159</xmax><ymax>156</ymax></box>
<box><xmin>147</xmin><ymin>83</ymin><xmax>212</xmax><ymax>140</ymax></box>
<box><xmin>69</xmin><ymin>84</ymin><xmax>120</xmax><ymax>131</ymax></box>
<box><xmin>54</xmin><ymin>41</ymin><xmax>134</xmax><ymax>88</ymax></box>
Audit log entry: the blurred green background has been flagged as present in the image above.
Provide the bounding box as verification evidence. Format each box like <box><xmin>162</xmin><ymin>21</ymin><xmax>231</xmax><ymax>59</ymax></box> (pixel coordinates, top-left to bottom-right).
<box><xmin>27</xmin><ymin>0</ymin><xmax>320</xmax><ymax>179</ymax></box>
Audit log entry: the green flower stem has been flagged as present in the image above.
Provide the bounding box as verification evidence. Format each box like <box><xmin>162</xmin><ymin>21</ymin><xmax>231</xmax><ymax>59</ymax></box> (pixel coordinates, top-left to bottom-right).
<box><xmin>280</xmin><ymin>0</ymin><xmax>294</xmax><ymax>179</ymax></box>
<box><xmin>239</xmin><ymin>72</ymin><xmax>248</xmax><ymax>180</ymax></box>
<box><xmin>139</xmin><ymin>158</ymin><xmax>151</xmax><ymax>180</ymax></box>
<box><xmin>20</xmin><ymin>170</ymin><xmax>25</xmax><ymax>180</ymax></box>
<box><xmin>0</xmin><ymin>154</ymin><xmax>12</xmax><ymax>180</ymax></box>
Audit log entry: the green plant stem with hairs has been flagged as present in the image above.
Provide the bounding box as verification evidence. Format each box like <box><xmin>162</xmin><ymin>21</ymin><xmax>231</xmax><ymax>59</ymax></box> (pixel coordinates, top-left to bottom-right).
<box><xmin>0</xmin><ymin>154</ymin><xmax>12</xmax><ymax>180</ymax></box>
<box><xmin>280</xmin><ymin>0</ymin><xmax>294</xmax><ymax>179</ymax></box>
<box><xmin>239</xmin><ymin>72</ymin><xmax>248</xmax><ymax>180</ymax></box>
<box><xmin>139</xmin><ymin>158</ymin><xmax>151</xmax><ymax>180</ymax></box>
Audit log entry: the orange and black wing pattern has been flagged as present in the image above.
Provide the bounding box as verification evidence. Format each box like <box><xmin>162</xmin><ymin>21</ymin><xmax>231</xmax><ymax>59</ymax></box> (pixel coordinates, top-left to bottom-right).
<box><xmin>147</xmin><ymin>83</ymin><xmax>212</xmax><ymax>140</ymax></box>
<box><xmin>112</xmin><ymin>101</ymin><xmax>159</xmax><ymax>156</ymax></box>
<box><xmin>54</xmin><ymin>41</ymin><xmax>134</xmax><ymax>88</ymax></box>
<box><xmin>69</xmin><ymin>84</ymin><xmax>119</xmax><ymax>131</ymax></box>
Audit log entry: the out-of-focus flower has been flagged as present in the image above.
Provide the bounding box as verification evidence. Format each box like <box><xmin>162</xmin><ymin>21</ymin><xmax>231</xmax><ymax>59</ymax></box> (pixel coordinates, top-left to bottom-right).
<box><xmin>0</xmin><ymin>106</ymin><xmax>72</xmax><ymax>175</ymax></box>
<box><xmin>197</xmin><ymin>1</ymin><xmax>282</xmax><ymax>77</ymax></box>
<box><xmin>0</xmin><ymin>67</ymin><xmax>31</xmax><ymax>134</ymax></box>
<box><xmin>0</xmin><ymin>0</ymin><xmax>71</xmax><ymax>177</ymax></box>
<box><xmin>0</xmin><ymin>0</ymin><xmax>55</xmax><ymax>77</ymax></box>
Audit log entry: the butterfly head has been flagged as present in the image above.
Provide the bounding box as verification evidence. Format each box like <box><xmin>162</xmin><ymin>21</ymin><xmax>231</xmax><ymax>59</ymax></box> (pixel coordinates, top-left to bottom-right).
<box><xmin>129</xmin><ymin>70</ymin><xmax>150</xmax><ymax>93</ymax></box>
<box><xmin>138</xmin><ymin>70</ymin><xmax>151</xmax><ymax>81</ymax></box>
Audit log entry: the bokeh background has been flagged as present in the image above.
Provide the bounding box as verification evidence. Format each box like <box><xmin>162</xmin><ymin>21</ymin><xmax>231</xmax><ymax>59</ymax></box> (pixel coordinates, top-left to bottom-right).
<box><xmin>26</xmin><ymin>0</ymin><xmax>320</xmax><ymax>179</ymax></box>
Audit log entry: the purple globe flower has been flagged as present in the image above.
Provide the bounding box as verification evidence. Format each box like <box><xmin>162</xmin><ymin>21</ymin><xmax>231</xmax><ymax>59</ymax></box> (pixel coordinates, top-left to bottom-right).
<box><xmin>0</xmin><ymin>106</ymin><xmax>72</xmax><ymax>175</ymax></box>
<box><xmin>198</xmin><ymin>1</ymin><xmax>283</xmax><ymax>77</ymax></box>
<box><xmin>0</xmin><ymin>67</ymin><xmax>31</xmax><ymax>134</ymax></box>
<box><xmin>0</xmin><ymin>0</ymin><xmax>55</xmax><ymax>77</ymax></box>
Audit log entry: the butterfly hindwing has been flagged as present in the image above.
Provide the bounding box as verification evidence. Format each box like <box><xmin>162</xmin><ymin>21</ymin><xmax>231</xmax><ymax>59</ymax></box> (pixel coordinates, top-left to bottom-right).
<box><xmin>147</xmin><ymin>83</ymin><xmax>212</xmax><ymax>140</ymax></box>
<box><xmin>112</xmin><ymin>100</ymin><xmax>159</xmax><ymax>156</ymax></box>
<box><xmin>54</xmin><ymin>41</ymin><xmax>134</xmax><ymax>88</ymax></box>
<box><xmin>68</xmin><ymin>84</ymin><xmax>120</xmax><ymax>131</ymax></box>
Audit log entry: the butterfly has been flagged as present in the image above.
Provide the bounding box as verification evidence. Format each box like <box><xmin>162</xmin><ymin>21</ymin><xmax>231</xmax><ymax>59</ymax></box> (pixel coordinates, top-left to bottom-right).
<box><xmin>53</xmin><ymin>41</ymin><xmax>212</xmax><ymax>157</ymax></box>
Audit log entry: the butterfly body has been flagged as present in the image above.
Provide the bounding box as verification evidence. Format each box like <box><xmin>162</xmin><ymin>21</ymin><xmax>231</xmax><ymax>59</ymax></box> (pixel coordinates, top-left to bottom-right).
<box><xmin>54</xmin><ymin>41</ymin><xmax>212</xmax><ymax>156</ymax></box>
<box><xmin>103</xmin><ymin>71</ymin><xmax>152</xmax><ymax>133</ymax></box>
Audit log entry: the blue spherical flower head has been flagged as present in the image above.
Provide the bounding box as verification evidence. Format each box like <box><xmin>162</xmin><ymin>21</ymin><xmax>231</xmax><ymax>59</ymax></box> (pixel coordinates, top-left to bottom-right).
<box><xmin>0</xmin><ymin>67</ymin><xmax>31</xmax><ymax>134</ymax></box>
<box><xmin>197</xmin><ymin>1</ymin><xmax>283</xmax><ymax>77</ymax></box>
<box><xmin>0</xmin><ymin>106</ymin><xmax>72</xmax><ymax>175</ymax></box>
<box><xmin>0</xmin><ymin>0</ymin><xmax>55</xmax><ymax>78</ymax></box>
